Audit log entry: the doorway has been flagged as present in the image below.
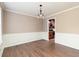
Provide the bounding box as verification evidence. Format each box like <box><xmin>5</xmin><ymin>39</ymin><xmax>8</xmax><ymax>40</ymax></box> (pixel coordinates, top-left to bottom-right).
<box><xmin>48</xmin><ymin>19</ymin><xmax>55</xmax><ymax>40</ymax></box>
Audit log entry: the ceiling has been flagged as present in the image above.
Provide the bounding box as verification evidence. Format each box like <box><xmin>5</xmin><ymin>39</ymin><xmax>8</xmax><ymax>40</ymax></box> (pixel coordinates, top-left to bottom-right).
<box><xmin>3</xmin><ymin>2</ymin><xmax>79</xmax><ymax>17</ymax></box>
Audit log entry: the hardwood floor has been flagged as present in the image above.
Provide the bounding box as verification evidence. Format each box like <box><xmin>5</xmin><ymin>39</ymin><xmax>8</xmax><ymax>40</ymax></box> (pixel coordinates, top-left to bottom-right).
<box><xmin>2</xmin><ymin>39</ymin><xmax>79</xmax><ymax>57</ymax></box>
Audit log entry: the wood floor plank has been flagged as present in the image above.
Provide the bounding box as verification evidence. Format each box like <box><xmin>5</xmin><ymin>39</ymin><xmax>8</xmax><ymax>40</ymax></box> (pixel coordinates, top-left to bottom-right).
<box><xmin>2</xmin><ymin>39</ymin><xmax>79</xmax><ymax>57</ymax></box>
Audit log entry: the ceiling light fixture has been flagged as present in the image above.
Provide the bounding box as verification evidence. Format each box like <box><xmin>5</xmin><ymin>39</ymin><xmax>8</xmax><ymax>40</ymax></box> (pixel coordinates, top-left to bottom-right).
<box><xmin>38</xmin><ymin>4</ymin><xmax>44</xmax><ymax>17</ymax></box>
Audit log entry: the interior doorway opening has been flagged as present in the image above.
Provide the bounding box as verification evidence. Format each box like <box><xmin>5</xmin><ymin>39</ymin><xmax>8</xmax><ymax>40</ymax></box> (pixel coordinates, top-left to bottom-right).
<box><xmin>48</xmin><ymin>19</ymin><xmax>55</xmax><ymax>40</ymax></box>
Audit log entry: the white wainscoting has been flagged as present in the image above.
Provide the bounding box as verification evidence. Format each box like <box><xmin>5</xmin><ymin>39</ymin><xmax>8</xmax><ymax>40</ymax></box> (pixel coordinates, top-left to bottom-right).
<box><xmin>55</xmin><ymin>32</ymin><xmax>79</xmax><ymax>50</ymax></box>
<box><xmin>2</xmin><ymin>32</ymin><xmax>48</xmax><ymax>48</ymax></box>
<box><xmin>0</xmin><ymin>44</ymin><xmax>4</xmax><ymax>57</ymax></box>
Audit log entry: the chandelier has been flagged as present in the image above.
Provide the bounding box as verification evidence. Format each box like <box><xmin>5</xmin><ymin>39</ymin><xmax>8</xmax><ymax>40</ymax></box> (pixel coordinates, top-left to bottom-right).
<box><xmin>38</xmin><ymin>4</ymin><xmax>44</xmax><ymax>17</ymax></box>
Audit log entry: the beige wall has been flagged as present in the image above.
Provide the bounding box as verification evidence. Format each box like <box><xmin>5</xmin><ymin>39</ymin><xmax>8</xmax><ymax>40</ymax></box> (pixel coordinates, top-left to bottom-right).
<box><xmin>3</xmin><ymin>11</ymin><xmax>43</xmax><ymax>34</ymax></box>
<box><xmin>52</xmin><ymin>7</ymin><xmax>79</xmax><ymax>34</ymax></box>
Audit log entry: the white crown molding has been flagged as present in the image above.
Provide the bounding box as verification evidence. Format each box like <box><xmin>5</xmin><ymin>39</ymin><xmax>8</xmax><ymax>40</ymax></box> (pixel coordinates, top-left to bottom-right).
<box><xmin>46</xmin><ymin>5</ymin><xmax>79</xmax><ymax>19</ymax></box>
<box><xmin>4</xmin><ymin>8</ymin><xmax>40</xmax><ymax>19</ymax></box>
<box><xmin>4</xmin><ymin>5</ymin><xmax>79</xmax><ymax>19</ymax></box>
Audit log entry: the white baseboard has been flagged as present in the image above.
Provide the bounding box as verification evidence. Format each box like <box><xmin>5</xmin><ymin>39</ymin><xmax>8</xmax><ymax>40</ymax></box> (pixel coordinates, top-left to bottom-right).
<box><xmin>55</xmin><ymin>32</ymin><xmax>79</xmax><ymax>50</ymax></box>
<box><xmin>2</xmin><ymin>32</ymin><xmax>48</xmax><ymax>48</ymax></box>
